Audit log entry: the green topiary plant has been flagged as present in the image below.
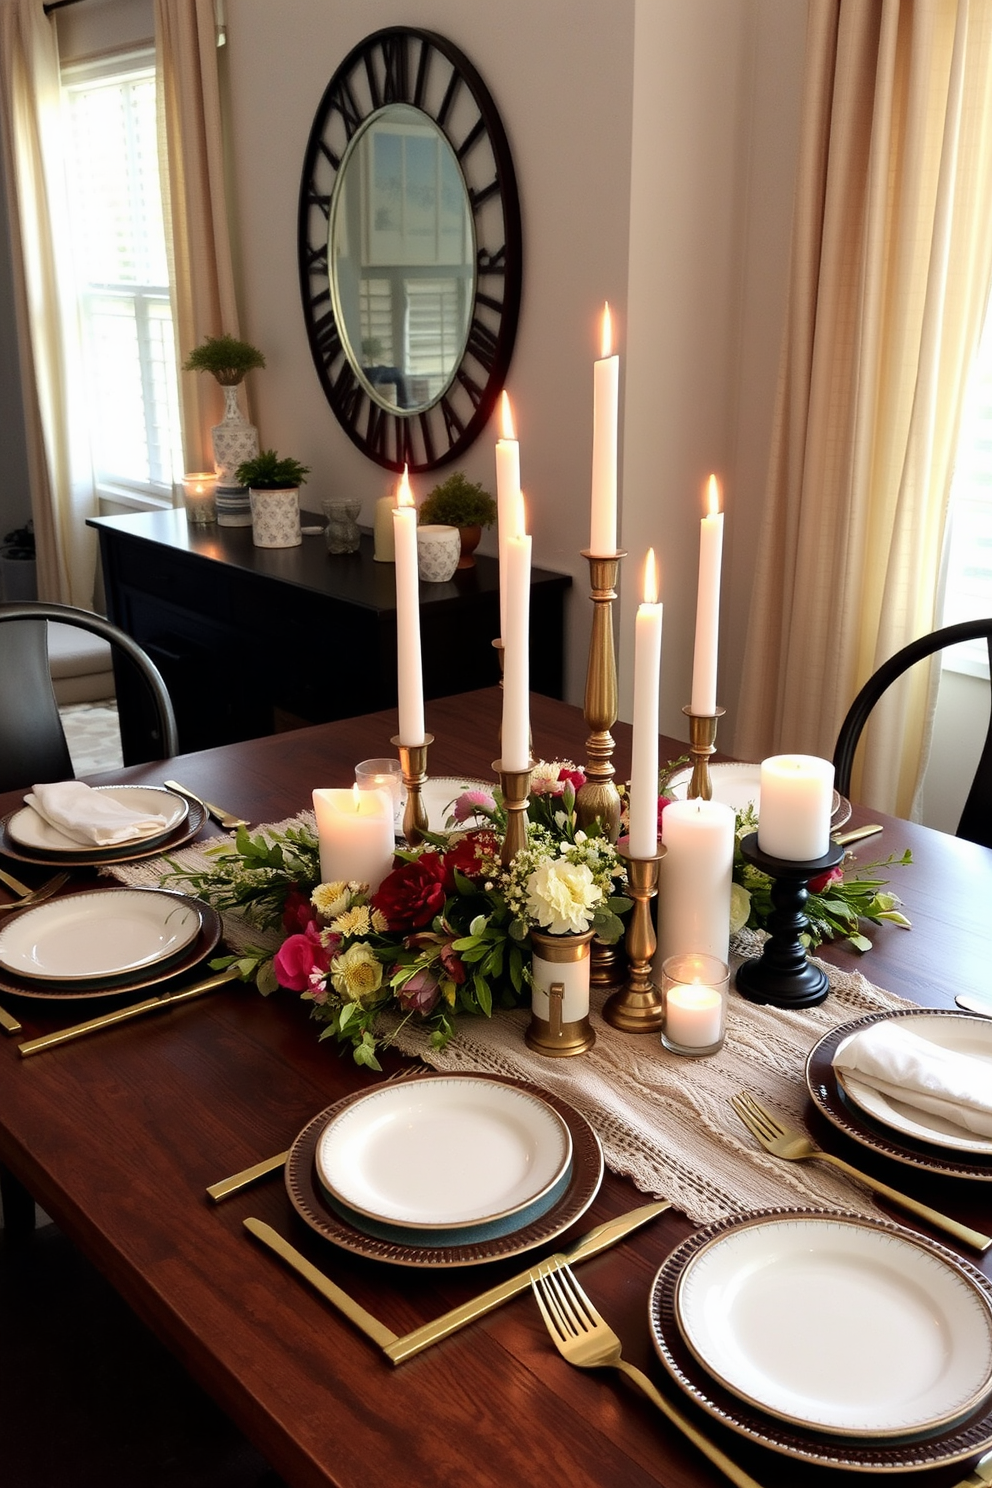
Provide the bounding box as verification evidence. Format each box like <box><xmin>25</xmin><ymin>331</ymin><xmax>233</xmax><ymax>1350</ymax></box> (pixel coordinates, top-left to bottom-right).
<box><xmin>418</xmin><ymin>471</ymin><xmax>496</xmax><ymax>528</ymax></box>
<box><xmin>235</xmin><ymin>449</ymin><xmax>310</xmax><ymax>490</ymax></box>
<box><xmin>183</xmin><ymin>334</ymin><xmax>266</xmax><ymax>385</ymax></box>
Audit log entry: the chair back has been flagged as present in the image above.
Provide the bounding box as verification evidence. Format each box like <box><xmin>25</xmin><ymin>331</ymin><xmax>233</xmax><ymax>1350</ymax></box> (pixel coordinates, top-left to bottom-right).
<box><xmin>832</xmin><ymin>618</ymin><xmax>992</xmax><ymax>848</ymax></box>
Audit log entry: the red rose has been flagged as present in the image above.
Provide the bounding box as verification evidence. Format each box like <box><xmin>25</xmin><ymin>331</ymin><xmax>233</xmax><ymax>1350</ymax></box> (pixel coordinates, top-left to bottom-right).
<box><xmin>442</xmin><ymin>830</ymin><xmax>499</xmax><ymax>887</ymax></box>
<box><xmin>282</xmin><ymin>888</ymin><xmax>316</xmax><ymax>934</ymax></box>
<box><xmin>558</xmin><ymin>766</ymin><xmax>585</xmax><ymax>792</ymax></box>
<box><xmin>808</xmin><ymin>865</ymin><xmax>845</xmax><ymax>894</ymax></box>
<box><xmin>273</xmin><ymin>923</ymin><xmax>332</xmax><ymax>991</ymax></box>
<box><xmin>439</xmin><ymin>941</ymin><xmax>467</xmax><ymax>985</ymax></box>
<box><xmin>372</xmin><ymin>853</ymin><xmax>448</xmax><ymax>930</ymax></box>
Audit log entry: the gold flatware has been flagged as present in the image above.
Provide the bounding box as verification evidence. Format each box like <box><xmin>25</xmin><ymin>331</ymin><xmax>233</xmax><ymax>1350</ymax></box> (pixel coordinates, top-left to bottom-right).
<box><xmin>955</xmin><ymin>1449</ymin><xmax>992</xmax><ymax>1486</ymax></box>
<box><xmin>0</xmin><ymin>871</ymin><xmax>71</xmax><ymax>914</ymax></box>
<box><xmin>532</xmin><ymin>1261</ymin><xmax>764</xmax><ymax>1488</ymax></box>
<box><xmin>164</xmin><ymin>780</ymin><xmax>247</xmax><ymax>830</ymax></box>
<box><xmin>246</xmin><ymin>1199</ymin><xmax>672</xmax><ymax>1365</ymax></box>
<box><xmin>208</xmin><ymin>1150</ymin><xmax>290</xmax><ymax>1202</ymax></box>
<box><xmin>731</xmin><ymin>1090</ymin><xmax>992</xmax><ymax>1252</ymax></box>
<box><xmin>18</xmin><ymin>965</ymin><xmax>241</xmax><ymax>1058</ymax></box>
<box><xmin>0</xmin><ymin>867</ymin><xmax>33</xmax><ymax>898</ymax></box>
<box><xmin>245</xmin><ymin>1220</ymin><xmax>399</xmax><ymax>1347</ymax></box>
<box><xmin>0</xmin><ymin>1002</ymin><xmax>22</xmax><ymax>1035</ymax></box>
<box><xmin>832</xmin><ymin>823</ymin><xmax>884</xmax><ymax>846</ymax></box>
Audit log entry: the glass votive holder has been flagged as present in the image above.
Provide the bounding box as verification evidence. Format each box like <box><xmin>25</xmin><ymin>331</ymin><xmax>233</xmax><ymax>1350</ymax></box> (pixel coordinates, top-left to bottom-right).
<box><xmin>660</xmin><ymin>952</ymin><xmax>729</xmax><ymax>1057</ymax></box>
<box><xmin>323</xmin><ymin>499</ymin><xmax>362</xmax><ymax>553</ymax></box>
<box><xmin>355</xmin><ymin>758</ymin><xmax>404</xmax><ymax>830</ymax></box>
<box><xmin>181</xmin><ymin>472</ymin><xmax>217</xmax><ymax>525</ymax></box>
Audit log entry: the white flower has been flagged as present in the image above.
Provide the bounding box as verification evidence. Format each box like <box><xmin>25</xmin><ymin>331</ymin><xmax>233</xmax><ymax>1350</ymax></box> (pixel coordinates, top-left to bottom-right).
<box><xmin>525</xmin><ymin>857</ymin><xmax>601</xmax><ymax>935</ymax></box>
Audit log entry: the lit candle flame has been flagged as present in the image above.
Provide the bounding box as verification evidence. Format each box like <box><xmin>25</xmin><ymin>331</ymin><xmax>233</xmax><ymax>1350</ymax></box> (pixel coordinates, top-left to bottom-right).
<box><xmin>397</xmin><ymin>464</ymin><xmax>414</xmax><ymax>507</ymax></box>
<box><xmin>500</xmin><ymin>390</ymin><xmax>516</xmax><ymax>441</ymax></box>
<box><xmin>643</xmin><ymin>547</ymin><xmax>658</xmax><ymax>605</ymax></box>
<box><xmin>706</xmin><ymin>473</ymin><xmax>721</xmax><ymax>517</ymax></box>
<box><xmin>601</xmin><ymin>302</ymin><xmax>613</xmax><ymax>359</ymax></box>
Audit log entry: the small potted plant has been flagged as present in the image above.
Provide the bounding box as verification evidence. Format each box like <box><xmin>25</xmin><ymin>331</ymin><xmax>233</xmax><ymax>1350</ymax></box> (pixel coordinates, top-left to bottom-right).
<box><xmin>418</xmin><ymin>470</ymin><xmax>497</xmax><ymax>569</ymax></box>
<box><xmin>236</xmin><ymin>449</ymin><xmax>311</xmax><ymax>550</ymax></box>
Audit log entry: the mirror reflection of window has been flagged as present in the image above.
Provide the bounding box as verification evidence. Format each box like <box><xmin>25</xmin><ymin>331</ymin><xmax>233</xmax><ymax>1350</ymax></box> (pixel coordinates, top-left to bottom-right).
<box><xmin>329</xmin><ymin>103</ymin><xmax>475</xmax><ymax>414</ymax></box>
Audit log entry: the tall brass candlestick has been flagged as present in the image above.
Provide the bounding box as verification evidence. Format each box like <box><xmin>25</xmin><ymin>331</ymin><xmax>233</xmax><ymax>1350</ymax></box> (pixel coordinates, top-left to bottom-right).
<box><xmin>574</xmin><ymin>551</ymin><xmax>625</xmax><ymax>843</ymax></box>
<box><xmin>495</xmin><ymin>760</ymin><xmax>535</xmax><ymax>867</ymax></box>
<box><xmin>603</xmin><ymin>839</ymin><xmax>666</xmax><ymax>1032</ymax></box>
<box><xmin>392</xmin><ymin>734</ymin><xmax>433</xmax><ymax>846</ymax></box>
<box><xmin>683</xmin><ymin>706</ymin><xmax>725</xmax><ymax>801</ymax></box>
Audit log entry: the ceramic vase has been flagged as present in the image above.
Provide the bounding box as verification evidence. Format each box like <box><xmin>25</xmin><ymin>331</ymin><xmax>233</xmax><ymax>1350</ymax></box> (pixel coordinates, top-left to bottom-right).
<box><xmin>250</xmin><ymin>487</ymin><xmax>301</xmax><ymax>548</ymax></box>
<box><xmin>211</xmin><ymin>384</ymin><xmax>258</xmax><ymax>485</ymax></box>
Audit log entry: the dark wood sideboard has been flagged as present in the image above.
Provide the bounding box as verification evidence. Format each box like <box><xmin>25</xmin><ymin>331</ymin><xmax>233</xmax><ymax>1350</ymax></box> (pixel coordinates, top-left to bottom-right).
<box><xmin>89</xmin><ymin>510</ymin><xmax>571</xmax><ymax>754</ymax></box>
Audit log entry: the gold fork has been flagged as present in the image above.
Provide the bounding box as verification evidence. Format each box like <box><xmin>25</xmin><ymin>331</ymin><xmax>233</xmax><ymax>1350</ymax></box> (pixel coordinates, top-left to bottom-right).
<box><xmin>730</xmin><ymin>1090</ymin><xmax>991</xmax><ymax>1252</ymax></box>
<box><xmin>531</xmin><ymin>1261</ymin><xmax>765</xmax><ymax>1488</ymax></box>
<box><xmin>0</xmin><ymin>871</ymin><xmax>71</xmax><ymax>914</ymax></box>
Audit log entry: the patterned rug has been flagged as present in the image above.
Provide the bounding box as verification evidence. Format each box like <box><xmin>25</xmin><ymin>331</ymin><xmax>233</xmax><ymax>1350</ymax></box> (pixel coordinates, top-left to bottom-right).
<box><xmin>58</xmin><ymin>699</ymin><xmax>124</xmax><ymax>776</ymax></box>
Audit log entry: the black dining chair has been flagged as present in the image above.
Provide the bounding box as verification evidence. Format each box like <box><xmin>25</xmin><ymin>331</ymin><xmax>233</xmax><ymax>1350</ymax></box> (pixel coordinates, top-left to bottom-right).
<box><xmin>0</xmin><ymin>602</ymin><xmax>178</xmax><ymax>793</ymax></box>
<box><xmin>832</xmin><ymin>618</ymin><xmax>992</xmax><ymax>849</ymax></box>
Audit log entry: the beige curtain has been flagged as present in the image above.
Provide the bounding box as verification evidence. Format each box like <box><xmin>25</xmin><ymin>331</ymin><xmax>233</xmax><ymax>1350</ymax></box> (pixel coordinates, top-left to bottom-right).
<box><xmin>736</xmin><ymin>0</ymin><xmax>992</xmax><ymax>818</ymax></box>
<box><xmin>155</xmin><ymin>0</ymin><xmax>243</xmax><ymax>473</ymax></box>
<box><xmin>0</xmin><ymin>0</ymin><xmax>97</xmax><ymax>607</ymax></box>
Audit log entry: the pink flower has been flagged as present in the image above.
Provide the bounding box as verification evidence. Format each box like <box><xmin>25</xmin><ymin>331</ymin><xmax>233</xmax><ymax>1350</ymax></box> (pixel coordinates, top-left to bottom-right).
<box><xmin>397</xmin><ymin>968</ymin><xmax>441</xmax><ymax>1014</ymax></box>
<box><xmin>273</xmin><ymin>922</ymin><xmax>331</xmax><ymax>991</ymax></box>
<box><xmin>808</xmin><ymin>864</ymin><xmax>845</xmax><ymax>895</ymax></box>
<box><xmin>658</xmin><ymin>795</ymin><xmax>671</xmax><ymax>838</ymax></box>
<box><xmin>451</xmin><ymin>788</ymin><xmax>496</xmax><ymax>822</ymax></box>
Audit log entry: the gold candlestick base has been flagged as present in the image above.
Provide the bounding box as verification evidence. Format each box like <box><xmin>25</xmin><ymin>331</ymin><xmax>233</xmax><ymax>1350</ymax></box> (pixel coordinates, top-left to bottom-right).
<box><xmin>575</xmin><ymin>551</ymin><xmax>625</xmax><ymax>843</ymax></box>
<box><xmin>590</xmin><ymin>938</ymin><xmax>627</xmax><ymax>990</ymax></box>
<box><xmin>392</xmin><ymin>733</ymin><xmax>434</xmax><ymax>846</ymax></box>
<box><xmin>603</xmin><ymin>839</ymin><xmax>666</xmax><ymax>1032</ymax></box>
<box><xmin>682</xmin><ymin>706</ymin><xmax>725</xmax><ymax>800</ymax></box>
<box><xmin>494</xmin><ymin>759</ymin><xmax>535</xmax><ymax>867</ymax></box>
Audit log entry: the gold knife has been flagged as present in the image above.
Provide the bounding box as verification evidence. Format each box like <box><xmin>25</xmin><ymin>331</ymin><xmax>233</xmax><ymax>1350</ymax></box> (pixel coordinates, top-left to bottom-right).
<box><xmin>833</xmin><ymin>823</ymin><xmax>884</xmax><ymax>846</ymax></box>
<box><xmin>246</xmin><ymin>1199</ymin><xmax>671</xmax><ymax>1365</ymax></box>
<box><xmin>0</xmin><ymin>1002</ymin><xmax>22</xmax><ymax>1035</ymax></box>
<box><xmin>0</xmin><ymin>867</ymin><xmax>32</xmax><ymax>898</ymax></box>
<box><xmin>957</xmin><ymin>1452</ymin><xmax>992</xmax><ymax>1487</ymax></box>
<box><xmin>208</xmin><ymin>1150</ymin><xmax>290</xmax><ymax>1202</ymax></box>
<box><xmin>18</xmin><ymin>966</ymin><xmax>241</xmax><ymax>1057</ymax></box>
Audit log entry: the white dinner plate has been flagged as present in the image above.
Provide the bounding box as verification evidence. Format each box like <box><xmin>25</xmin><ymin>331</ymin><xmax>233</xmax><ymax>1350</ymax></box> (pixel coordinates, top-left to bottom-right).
<box><xmin>0</xmin><ymin>888</ymin><xmax>203</xmax><ymax>982</ymax></box>
<box><xmin>674</xmin><ymin>1213</ymin><xmax>992</xmax><ymax>1438</ymax></box>
<box><xmin>667</xmin><ymin>762</ymin><xmax>848</xmax><ymax>825</ymax></box>
<box><xmin>834</xmin><ymin>1012</ymin><xmax>992</xmax><ymax>1156</ymax></box>
<box><xmin>315</xmin><ymin>1076</ymin><xmax>572</xmax><ymax>1230</ymax></box>
<box><xmin>7</xmin><ymin>786</ymin><xmax>188</xmax><ymax>855</ymax></box>
<box><xmin>421</xmin><ymin>776</ymin><xmax>494</xmax><ymax>834</ymax></box>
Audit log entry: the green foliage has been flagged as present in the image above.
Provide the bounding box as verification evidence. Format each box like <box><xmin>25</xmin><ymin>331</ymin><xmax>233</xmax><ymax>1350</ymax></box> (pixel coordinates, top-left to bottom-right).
<box><xmin>419</xmin><ymin>471</ymin><xmax>496</xmax><ymax>528</ymax></box>
<box><xmin>182</xmin><ymin>334</ymin><xmax>266</xmax><ymax>384</ymax></box>
<box><xmin>235</xmin><ymin>448</ymin><xmax>311</xmax><ymax>490</ymax></box>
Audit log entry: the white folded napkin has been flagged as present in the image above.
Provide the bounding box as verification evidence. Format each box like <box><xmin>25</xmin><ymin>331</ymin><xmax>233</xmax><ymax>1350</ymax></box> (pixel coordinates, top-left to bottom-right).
<box><xmin>25</xmin><ymin>781</ymin><xmax>169</xmax><ymax>847</ymax></box>
<box><xmin>833</xmin><ymin>1020</ymin><xmax>992</xmax><ymax>1139</ymax></box>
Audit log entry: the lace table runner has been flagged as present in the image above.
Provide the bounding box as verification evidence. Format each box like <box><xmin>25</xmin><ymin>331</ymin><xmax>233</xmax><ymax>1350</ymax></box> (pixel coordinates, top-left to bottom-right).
<box><xmin>110</xmin><ymin>817</ymin><xmax>914</xmax><ymax>1226</ymax></box>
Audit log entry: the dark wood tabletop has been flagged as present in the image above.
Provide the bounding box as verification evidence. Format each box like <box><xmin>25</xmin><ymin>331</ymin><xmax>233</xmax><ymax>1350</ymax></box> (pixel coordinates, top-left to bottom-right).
<box><xmin>1</xmin><ymin>689</ymin><xmax>990</xmax><ymax>1488</ymax></box>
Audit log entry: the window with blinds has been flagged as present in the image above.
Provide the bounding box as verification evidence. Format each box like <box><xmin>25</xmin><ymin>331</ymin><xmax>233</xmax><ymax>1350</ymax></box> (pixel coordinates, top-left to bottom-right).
<box><xmin>61</xmin><ymin>52</ymin><xmax>183</xmax><ymax>503</ymax></box>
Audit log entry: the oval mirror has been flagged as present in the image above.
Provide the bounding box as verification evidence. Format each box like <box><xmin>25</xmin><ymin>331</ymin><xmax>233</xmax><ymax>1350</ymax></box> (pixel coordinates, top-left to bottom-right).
<box><xmin>299</xmin><ymin>28</ymin><xmax>522</xmax><ymax>473</ymax></box>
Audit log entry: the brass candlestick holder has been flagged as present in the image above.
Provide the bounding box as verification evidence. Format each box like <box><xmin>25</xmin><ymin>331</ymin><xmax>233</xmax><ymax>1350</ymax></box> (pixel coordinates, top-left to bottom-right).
<box><xmin>574</xmin><ymin>551</ymin><xmax>625</xmax><ymax>843</ymax></box>
<box><xmin>603</xmin><ymin>838</ymin><xmax>666</xmax><ymax>1032</ymax></box>
<box><xmin>683</xmin><ymin>706</ymin><xmax>725</xmax><ymax>800</ymax></box>
<box><xmin>495</xmin><ymin>759</ymin><xmax>535</xmax><ymax>867</ymax></box>
<box><xmin>392</xmin><ymin>733</ymin><xmax>434</xmax><ymax>847</ymax></box>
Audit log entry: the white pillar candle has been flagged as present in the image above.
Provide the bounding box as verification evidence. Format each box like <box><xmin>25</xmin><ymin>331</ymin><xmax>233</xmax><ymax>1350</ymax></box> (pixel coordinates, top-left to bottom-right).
<box><xmin>665</xmin><ymin>984</ymin><xmax>725</xmax><ymax>1049</ymax></box>
<box><xmin>501</xmin><ymin>503</ymin><xmax>531</xmax><ymax>771</ymax></box>
<box><xmin>495</xmin><ymin>390</ymin><xmax>522</xmax><ymax>639</ymax></box>
<box><xmin>655</xmin><ymin>798</ymin><xmax>735</xmax><ymax>966</ymax></box>
<box><xmin>312</xmin><ymin>786</ymin><xmax>395</xmax><ymax>891</ymax></box>
<box><xmin>690</xmin><ymin>475</ymin><xmax>724</xmax><ymax>715</ymax></box>
<box><xmin>629</xmin><ymin>549</ymin><xmax>663</xmax><ymax>859</ymax></box>
<box><xmin>757</xmin><ymin>754</ymin><xmax>834</xmax><ymax>861</ymax></box>
<box><xmin>531</xmin><ymin>949</ymin><xmax>590</xmax><ymax>1024</ymax></box>
<box><xmin>391</xmin><ymin>467</ymin><xmax>425</xmax><ymax>745</ymax></box>
<box><xmin>181</xmin><ymin>472</ymin><xmax>217</xmax><ymax>523</ymax></box>
<box><xmin>373</xmin><ymin>489</ymin><xmax>396</xmax><ymax>562</ymax></box>
<box><xmin>589</xmin><ymin>303</ymin><xmax>619</xmax><ymax>557</ymax></box>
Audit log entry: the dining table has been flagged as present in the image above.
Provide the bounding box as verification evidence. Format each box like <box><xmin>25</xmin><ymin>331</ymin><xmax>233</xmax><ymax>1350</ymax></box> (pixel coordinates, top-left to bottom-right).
<box><xmin>1</xmin><ymin>685</ymin><xmax>991</xmax><ymax>1488</ymax></box>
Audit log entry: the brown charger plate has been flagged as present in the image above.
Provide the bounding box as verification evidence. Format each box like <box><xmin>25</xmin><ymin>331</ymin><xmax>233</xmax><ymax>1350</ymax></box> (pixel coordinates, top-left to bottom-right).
<box><xmin>806</xmin><ymin>1009</ymin><xmax>992</xmax><ymax>1183</ymax></box>
<box><xmin>0</xmin><ymin>797</ymin><xmax>208</xmax><ymax>868</ymax></box>
<box><xmin>285</xmin><ymin>1073</ymin><xmax>604</xmax><ymax>1268</ymax></box>
<box><xmin>0</xmin><ymin>895</ymin><xmax>221</xmax><ymax>1001</ymax></box>
<box><xmin>649</xmin><ymin>1207</ymin><xmax>992</xmax><ymax>1473</ymax></box>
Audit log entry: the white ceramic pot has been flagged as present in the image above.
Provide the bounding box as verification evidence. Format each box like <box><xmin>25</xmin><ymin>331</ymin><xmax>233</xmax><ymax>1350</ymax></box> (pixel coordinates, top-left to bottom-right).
<box><xmin>416</xmin><ymin>524</ymin><xmax>460</xmax><ymax>582</ymax></box>
<box><xmin>250</xmin><ymin>487</ymin><xmax>301</xmax><ymax>548</ymax></box>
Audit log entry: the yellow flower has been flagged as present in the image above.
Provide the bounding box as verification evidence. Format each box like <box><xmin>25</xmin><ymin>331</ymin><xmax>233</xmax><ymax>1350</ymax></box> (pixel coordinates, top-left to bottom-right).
<box><xmin>312</xmin><ymin>881</ymin><xmax>350</xmax><ymax>918</ymax></box>
<box><xmin>370</xmin><ymin>908</ymin><xmax>389</xmax><ymax>933</ymax></box>
<box><xmin>332</xmin><ymin>904</ymin><xmax>373</xmax><ymax>937</ymax></box>
<box><xmin>330</xmin><ymin>942</ymin><xmax>383</xmax><ymax>1002</ymax></box>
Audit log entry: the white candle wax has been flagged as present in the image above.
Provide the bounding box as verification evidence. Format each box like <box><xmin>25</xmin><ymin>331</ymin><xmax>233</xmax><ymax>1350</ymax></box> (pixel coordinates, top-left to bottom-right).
<box><xmin>312</xmin><ymin>786</ymin><xmax>395</xmax><ymax>891</ymax></box>
<box><xmin>181</xmin><ymin>472</ymin><xmax>217</xmax><ymax>522</ymax></box>
<box><xmin>495</xmin><ymin>391</ymin><xmax>521</xmax><ymax>639</ymax></box>
<box><xmin>665</xmin><ymin>983</ymin><xmax>724</xmax><ymax>1048</ymax></box>
<box><xmin>690</xmin><ymin>476</ymin><xmax>724</xmax><ymax>715</ymax></box>
<box><xmin>501</xmin><ymin>524</ymin><xmax>532</xmax><ymax>771</ymax></box>
<box><xmin>392</xmin><ymin>469</ymin><xmax>425</xmax><ymax>745</ymax></box>
<box><xmin>654</xmin><ymin>798</ymin><xmax>735</xmax><ymax>966</ymax></box>
<box><xmin>589</xmin><ymin>304</ymin><xmax>619</xmax><ymax>557</ymax></box>
<box><xmin>373</xmin><ymin>492</ymin><xmax>395</xmax><ymax>562</ymax></box>
<box><xmin>531</xmin><ymin>950</ymin><xmax>590</xmax><ymax>1023</ymax></box>
<box><xmin>757</xmin><ymin>754</ymin><xmax>834</xmax><ymax>861</ymax></box>
<box><xmin>629</xmin><ymin>549</ymin><xmax>663</xmax><ymax>859</ymax></box>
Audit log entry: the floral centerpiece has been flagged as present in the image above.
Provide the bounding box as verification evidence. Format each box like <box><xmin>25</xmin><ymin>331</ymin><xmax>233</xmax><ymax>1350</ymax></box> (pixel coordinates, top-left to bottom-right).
<box><xmin>170</xmin><ymin>763</ymin><xmax>630</xmax><ymax>1069</ymax></box>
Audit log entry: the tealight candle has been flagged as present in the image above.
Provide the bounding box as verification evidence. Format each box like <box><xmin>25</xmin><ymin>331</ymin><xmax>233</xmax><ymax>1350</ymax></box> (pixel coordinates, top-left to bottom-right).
<box><xmin>312</xmin><ymin>785</ymin><xmax>395</xmax><ymax>891</ymax></box>
<box><xmin>758</xmin><ymin>754</ymin><xmax>834</xmax><ymax>861</ymax></box>
<box><xmin>661</xmin><ymin>952</ymin><xmax>729</xmax><ymax>1056</ymax></box>
<box><xmin>181</xmin><ymin>472</ymin><xmax>217</xmax><ymax>525</ymax></box>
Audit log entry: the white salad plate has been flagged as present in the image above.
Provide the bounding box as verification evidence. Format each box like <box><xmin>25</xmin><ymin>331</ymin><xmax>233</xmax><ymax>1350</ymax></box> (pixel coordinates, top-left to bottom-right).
<box><xmin>315</xmin><ymin>1076</ymin><xmax>572</xmax><ymax>1230</ymax></box>
<box><xmin>667</xmin><ymin>762</ymin><xmax>848</xmax><ymax>826</ymax></box>
<box><xmin>421</xmin><ymin>776</ymin><xmax>493</xmax><ymax>834</ymax></box>
<box><xmin>0</xmin><ymin>888</ymin><xmax>203</xmax><ymax>982</ymax></box>
<box><xmin>674</xmin><ymin>1213</ymin><xmax>992</xmax><ymax>1439</ymax></box>
<box><xmin>7</xmin><ymin>785</ymin><xmax>188</xmax><ymax>855</ymax></box>
<box><xmin>834</xmin><ymin>1012</ymin><xmax>992</xmax><ymax>1156</ymax></box>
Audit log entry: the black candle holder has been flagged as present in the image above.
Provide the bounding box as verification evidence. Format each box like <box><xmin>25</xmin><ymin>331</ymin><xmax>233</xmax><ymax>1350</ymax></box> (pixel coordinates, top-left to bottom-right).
<box><xmin>734</xmin><ymin>832</ymin><xmax>844</xmax><ymax>1009</ymax></box>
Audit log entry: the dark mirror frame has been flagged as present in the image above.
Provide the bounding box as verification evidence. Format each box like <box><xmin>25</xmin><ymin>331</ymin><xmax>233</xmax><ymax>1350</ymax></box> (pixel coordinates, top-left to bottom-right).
<box><xmin>298</xmin><ymin>28</ymin><xmax>522</xmax><ymax>474</ymax></box>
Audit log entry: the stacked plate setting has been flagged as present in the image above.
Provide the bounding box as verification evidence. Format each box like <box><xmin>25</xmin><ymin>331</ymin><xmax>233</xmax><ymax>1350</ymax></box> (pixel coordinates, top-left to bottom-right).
<box><xmin>0</xmin><ymin>785</ymin><xmax>206</xmax><ymax>868</ymax></box>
